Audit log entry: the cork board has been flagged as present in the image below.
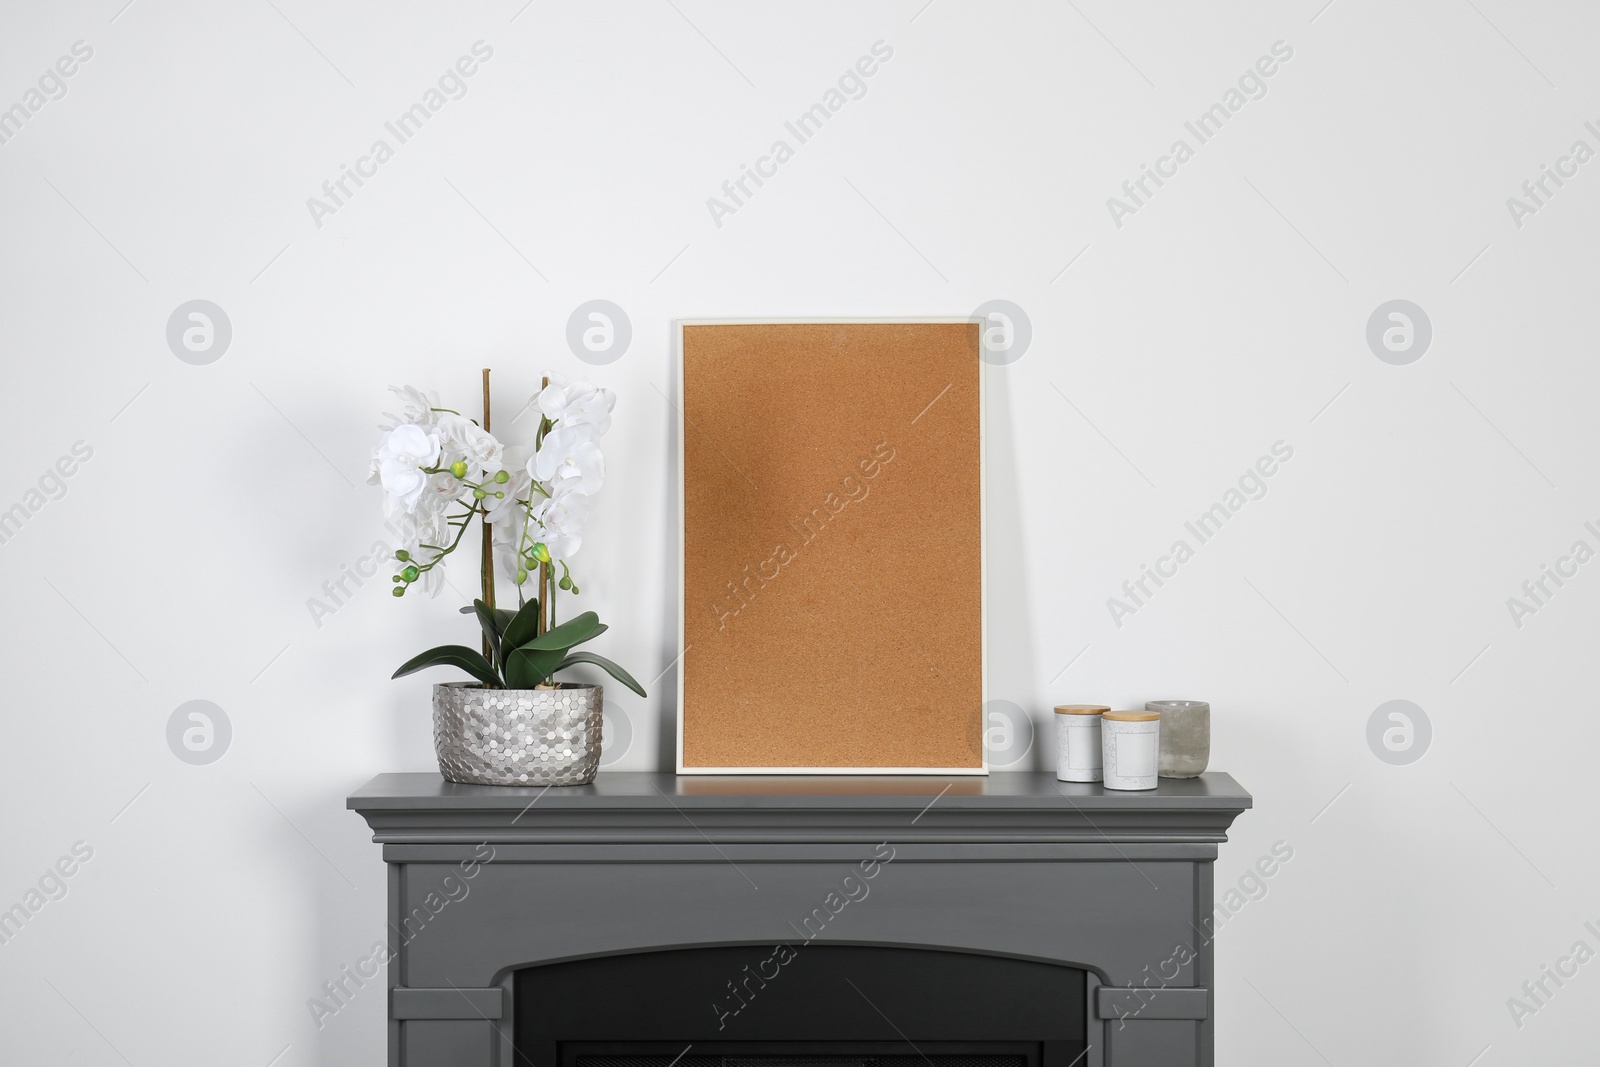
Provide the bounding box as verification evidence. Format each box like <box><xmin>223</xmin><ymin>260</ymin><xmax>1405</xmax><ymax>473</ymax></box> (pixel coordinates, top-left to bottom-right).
<box><xmin>677</xmin><ymin>321</ymin><xmax>985</xmax><ymax>774</ymax></box>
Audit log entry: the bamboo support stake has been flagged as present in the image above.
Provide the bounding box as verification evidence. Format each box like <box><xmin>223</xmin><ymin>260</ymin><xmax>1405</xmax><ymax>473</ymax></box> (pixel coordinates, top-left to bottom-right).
<box><xmin>480</xmin><ymin>369</ymin><xmax>495</xmax><ymax>661</ymax></box>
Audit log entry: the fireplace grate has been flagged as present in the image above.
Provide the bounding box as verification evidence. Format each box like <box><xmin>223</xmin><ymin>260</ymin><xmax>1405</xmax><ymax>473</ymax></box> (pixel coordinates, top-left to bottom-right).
<box><xmin>578</xmin><ymin>1057</ymin><xmax>1026</xmax><ymax>1067</ymax></box>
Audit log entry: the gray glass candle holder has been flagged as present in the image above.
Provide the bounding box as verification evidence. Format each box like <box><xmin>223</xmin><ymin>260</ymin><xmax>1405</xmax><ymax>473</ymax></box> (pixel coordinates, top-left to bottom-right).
<box><xmin>1147</xmin><ymin>699</ymin><xmax>1210</xmax><ymax>778</ymax></box>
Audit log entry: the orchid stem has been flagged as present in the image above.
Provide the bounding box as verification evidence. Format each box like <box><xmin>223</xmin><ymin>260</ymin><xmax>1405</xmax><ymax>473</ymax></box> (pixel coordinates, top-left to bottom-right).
<box><xmin>535</xmin><ymin>375</ymin><xmax>551</xmax><ymax>639</ymax></box>
<box><xmin>480</xmin><ymin>368</ymin><xmax>495</xmax><ymax>661</ymax></box>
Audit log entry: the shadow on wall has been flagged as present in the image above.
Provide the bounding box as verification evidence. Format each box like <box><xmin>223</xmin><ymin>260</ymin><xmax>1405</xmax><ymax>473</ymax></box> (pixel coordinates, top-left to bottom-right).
<box><xmin>982</xmin><ymin>364</ymin><xmax>1043</xmax><ymax>771</ymax></box>
<box><xmin>295</xmin><ymin>782</ymin><xmax>388</xmax><ymax>1067</ymax></box>
<box><xmin>656</xmin><ymin>321</ymin><xmax>684</xmax><ymax>772</ymax></box>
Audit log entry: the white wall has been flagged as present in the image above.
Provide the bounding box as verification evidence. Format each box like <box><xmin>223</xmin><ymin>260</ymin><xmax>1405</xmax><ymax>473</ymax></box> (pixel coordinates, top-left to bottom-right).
<box><xmin>2</xmin><ymin>0</ymin><xmax>1596</xmax><ymax>1062</ymax></box>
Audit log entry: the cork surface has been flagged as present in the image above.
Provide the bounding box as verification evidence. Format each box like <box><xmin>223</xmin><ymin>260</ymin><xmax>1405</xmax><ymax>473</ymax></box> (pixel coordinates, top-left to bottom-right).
<box><xmin>680</xmin><ymin>322</ymin><xmax>984</xmax><ymax>771</ymax></box>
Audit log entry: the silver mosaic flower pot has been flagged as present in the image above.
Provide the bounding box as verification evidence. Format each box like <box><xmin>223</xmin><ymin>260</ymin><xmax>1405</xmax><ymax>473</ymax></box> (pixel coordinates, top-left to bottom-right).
<box><xmin>433</xmin><ymin>682</ymin><xmax>602</xmax><ymax>786</ymax></box>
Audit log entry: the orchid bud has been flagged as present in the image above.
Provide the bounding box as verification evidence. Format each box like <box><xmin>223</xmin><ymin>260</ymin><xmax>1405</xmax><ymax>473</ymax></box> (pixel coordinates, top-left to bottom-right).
<box><xmin>395</xmin><ymin>549</ymin><xmax>410</xmax><ymax>562</ymax></box>
<box><xmin>401</xmin><ymin>566</ymin><xmax>419</xmax><ymax>582</ymax></box>
<box><xmin>391</xmin><ymin>587</ymin><xmax>405</xmax><ymax>597</ymax></box>
<box><xmin>494</xmin><ymin>470</ymin><xmax>510</xmax><ymax>484</ymax></box>
<box><xmin>450</xmin><ymin>461</ymin><xmax>468</xmax><ymax>478</ymax></box>
<box><xmin>515</xmin><ymin>568</ymin><xmax>528</xmax><ymax>584</ymax></box>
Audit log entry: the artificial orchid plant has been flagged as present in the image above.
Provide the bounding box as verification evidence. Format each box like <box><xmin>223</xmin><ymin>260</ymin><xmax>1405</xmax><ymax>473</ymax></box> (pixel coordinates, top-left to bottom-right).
<box><xmin>369</xmin><ymin>375</ymin><xmax>644</xmax><ymax>695</ymax></box>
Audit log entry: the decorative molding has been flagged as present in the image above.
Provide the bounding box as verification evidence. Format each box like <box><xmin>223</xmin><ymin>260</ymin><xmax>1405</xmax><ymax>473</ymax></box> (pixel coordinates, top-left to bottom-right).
<box><xmin>391</xmin><ymin>986</ymin><xmax>503</xmax><ymax>1020</ymax></box>
<box><xmin>1096</xmin><ymin>986</ymin><xmax>1210</xmax><ymax>1020</ymax></box>
<box><xmin>348</xmin><ymin>771</ymin><xmax>1253</xmax><ymax>848</ymax></box>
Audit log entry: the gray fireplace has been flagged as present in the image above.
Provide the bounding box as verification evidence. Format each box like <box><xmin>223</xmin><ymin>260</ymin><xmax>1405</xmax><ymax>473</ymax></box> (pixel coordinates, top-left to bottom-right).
<box><xmin>348</xmin><ymin>771</ymin><xmax>1251</xmax><ymax>1067</ymax></box>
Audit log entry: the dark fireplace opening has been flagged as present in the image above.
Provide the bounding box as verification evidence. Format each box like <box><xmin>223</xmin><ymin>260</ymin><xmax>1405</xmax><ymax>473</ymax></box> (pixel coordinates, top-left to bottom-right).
<box><xmin>514</xmin><ymin>945</ymin><xmax>1088</xmax><ymax>1067</ymax></box>
<box><xmin>564</xmin><ymin>1044</ymin><xmax>1035</xmax><ymax>1067</ymax></box>
<box><xmin>572</xmin><ymin>1050</ymin><xmax>1028</xmax><ymax>1067</ymax></box>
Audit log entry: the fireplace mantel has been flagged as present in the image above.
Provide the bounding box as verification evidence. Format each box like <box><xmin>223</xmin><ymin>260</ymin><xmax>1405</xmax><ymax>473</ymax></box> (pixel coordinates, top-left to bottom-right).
<box><xmin>349</xmin><ymin>771</ymin><xmax>1251</xmax><ymax>1067</ymax></box>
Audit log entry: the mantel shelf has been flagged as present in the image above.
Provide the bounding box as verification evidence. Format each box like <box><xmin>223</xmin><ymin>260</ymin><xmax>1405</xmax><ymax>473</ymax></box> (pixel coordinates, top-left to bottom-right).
<box><xmin>348</xmin><ymin>771</ymin><xmax>1252</xmax><ymax>848</ymax></box>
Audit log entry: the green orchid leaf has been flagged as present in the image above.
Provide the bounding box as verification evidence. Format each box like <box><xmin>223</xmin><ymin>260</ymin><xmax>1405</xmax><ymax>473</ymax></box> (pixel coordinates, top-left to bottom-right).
<box><xmin>504</xmin><ymin>645</ymin><xmax>565</xmax><ymax>690</ymax></box>
<box><xmin>392</xmin><ymin>645</ymin><xmax>501</xmax><ymax>688</ymax></box>
<box><xmin>572</xmin><ymin>622</ymin><xmax>607</xmax><ymax>646</ymax></box>
<box><xmin>470</xmin><ymin>600</ymin><xmax>505</xmax><ymax>671</ymax></box>
<box><xmin>555</xmin><ymin>651</ymin><xmax>646</xmax><ymax>698</ymax></box>
<box><xmin>459</xmin><ymin>603</ymin><xmax>517</xmax><ymax>633</ymax></box>
<box><xmin>499</xmin><ymin>597</ymin><xmax>544</xmax><ymax>655</ymax></box>
<box><xmin>521</xmin><ymin>611</ymin><xmax>603</xmax><ymax>652</ymax></box>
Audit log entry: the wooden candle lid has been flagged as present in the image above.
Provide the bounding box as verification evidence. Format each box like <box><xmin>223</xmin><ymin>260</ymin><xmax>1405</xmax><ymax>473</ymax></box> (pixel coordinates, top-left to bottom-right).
<box><xmin>1103</xmin><ymin>710</ymin><xmax>1160</xmax><ymax>722</ymax></box>
<box><xmin>1054</xmin><ymin>704</ymin><xmax>1110</xmax><ymax>715</ymax></box>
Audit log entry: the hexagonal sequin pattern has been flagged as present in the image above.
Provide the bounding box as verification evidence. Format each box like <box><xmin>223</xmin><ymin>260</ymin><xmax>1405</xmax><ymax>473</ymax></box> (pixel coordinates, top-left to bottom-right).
<box><xmin>433</xmin><ymin>683</ymin><xmax>603</xmax><ymax>786</ymax></box>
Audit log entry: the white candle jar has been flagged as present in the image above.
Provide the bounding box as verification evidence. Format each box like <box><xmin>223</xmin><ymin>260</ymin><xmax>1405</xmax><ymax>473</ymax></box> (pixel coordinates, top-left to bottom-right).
<box><xmin>1102</xmin><ymin>710</ymin><xmax>1161</xmax><ymax>791</ymax></box>
<box><xmin>1054</xmin><ymin>705</ymin><xmax>1109</xmax><ymax>782</ymax></box>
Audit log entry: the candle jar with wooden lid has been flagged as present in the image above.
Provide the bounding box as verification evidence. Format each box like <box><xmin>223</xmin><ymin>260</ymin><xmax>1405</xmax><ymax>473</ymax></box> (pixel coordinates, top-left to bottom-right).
<box><xmin>1054</xmin><ymin>705</ymin><xmax>1109</xmax><ymax>782</ymax></box>
<box><xmin>1102</xmin><ymin>710</ymin><xmax>1160</xmax><ymax>791</ymax></box>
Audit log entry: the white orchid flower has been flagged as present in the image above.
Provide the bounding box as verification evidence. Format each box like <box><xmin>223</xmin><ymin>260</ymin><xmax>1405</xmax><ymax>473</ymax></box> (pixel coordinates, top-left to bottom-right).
<box><xmin>422</xmin><ymin>470</ymin><xmax>472</xmax><ymax>511</ymax></box>
<box><xmin>372</xmin><ymin>374</ymin><xmax>620</xmax><ymax>602</ymax></box>
<box><xmin>380</xmin><ymin>384</ymin><xmax>442</xmax><ymax>429</ymax></box>
<box><xmin>374</xmin><ymin>424</ymin><xmax>441</xmax><ymax>511</ymax></box>
<box><xmin>531</xmin><ymin>491</ymin><xmax>589</xmax><ymax>559</ymax></box>
<box><xmin>531</xmin><ymin>424</ymin><xmax>605</xmax><ymax>496</ymax></box>
<box><xmin>537</xmin><ymin>375</ymin><xmax>615</xmax><ymax>438</ymax></box>
<box><xmin>434</xmin><ymin>413</ymin><xmax>505</xmax><ymax>480</ymax></box>
<box><xmin>391</xmin><ymin>506</ymin><xmax>452</xmax><ymax>597</ymax></box>
<box><xmin>482</xmin><ymin>462</ymin><xmax>531</xmax><ymax>527</ymax></box>
<box><xmin>491</xmin><ymin>518</ymin><xmax>535</xmax><ymax>582</ymax></box>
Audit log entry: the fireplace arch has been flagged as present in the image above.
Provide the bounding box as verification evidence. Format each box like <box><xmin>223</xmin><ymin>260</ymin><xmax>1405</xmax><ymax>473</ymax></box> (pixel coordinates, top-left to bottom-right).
<box><xmin>514</xmin><ymin>943</ymin><xmax>1090</xmax><ymax>1067</ymax></box>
